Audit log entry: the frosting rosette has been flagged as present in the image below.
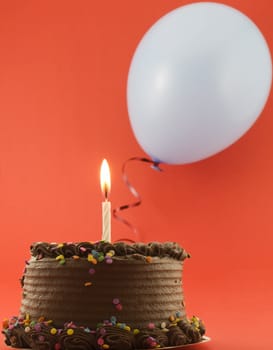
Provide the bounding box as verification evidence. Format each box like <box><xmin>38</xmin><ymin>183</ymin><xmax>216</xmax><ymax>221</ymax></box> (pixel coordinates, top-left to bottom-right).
<box><xmin>97</xmin><ymin>326</ymin><xmax>133</xmax><ymax>350</ymax></box>
<box><xmin>59</xmin><ymin>328</ymin><xmax>97</xmax><ymax>350</ymax></box>
<box><xmin>134</xmin><ymin>328</ymin><xmax>168</xmax><ymax>348</ymax></box>
<box><xmin>167</xmin><ymin>326</ymin><xmax>188</xmax><ymax>346</ymax></box>
<box><xmin>28</xmin><ymin>324</ymin><xmax>58</xmax><ymax>350</ymax></box>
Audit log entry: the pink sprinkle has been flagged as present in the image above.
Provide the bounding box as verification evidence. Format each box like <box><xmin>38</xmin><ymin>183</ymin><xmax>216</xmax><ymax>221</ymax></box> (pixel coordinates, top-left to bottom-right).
<box><xmin>115</xmin><ymin>303</ymin><xmax>123</xmax><ymax>311</ymax></box>
<box><xmin>106</xmin><ymin>257</ymin><xmax>113</xmax><ymax>264</ymax></box>
<box><xmin>89</xmin><ymin>268</ymin><xmax>96</xmax><ymax>275</ymax></box>
<box><xmin>148</xmin><ymin>322</ymin><xmax>155</xmax><ymax>329</ymax></box>
<box><xmin>80</xmin><ymin>247</ymin><xmax>87</xmax><ymax>252</ymax></box>
<box><xmin>34</xmin><ymin>324</ymin><xmax>41</xmax><ymax>332</ymax></box>
<box><xmin>112</xmin><ymin>298</ymin><xmax>120</xmax><ymax>305</ymax></box>
<box><xmin>38</xmin><ymin>335</ymin><xmax>45</xmax><ymax>342</ymax></box>
<box><xmin>100</xmin><ymin>328</ymin><xmax>106</xmax><ymax>335</ymax></box>
<box><xmin>97</xmin><ymin>337</ymin><xmax>104</xmax><ymax>345</ymax></box>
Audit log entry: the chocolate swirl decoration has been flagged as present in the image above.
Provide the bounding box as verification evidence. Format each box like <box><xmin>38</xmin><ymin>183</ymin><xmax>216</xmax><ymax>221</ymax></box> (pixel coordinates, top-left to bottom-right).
<box><xmin>28</xmin><ymin>325</ymin><xmax>58</xmax><ymax>350</ymax></box>
<box><xmin>97</xmin><ymin>326</ymin><xmax>134</xmax><ymax>350</ymax></box>
<box><xmin>177</xmin><ymin>319</ymin><xmax>202</xmax><ymax>343</ymax></box>
<box><xmin>113</xmin><ymin>156</ymin><xmax>162</xmax><ymax>240</ymax></box>
<box><xmin>30</xmin><ymin>241</ymin><xmax>189</xmax><ymax>261</ymax></box>
<box><xmin>167</xmin><ymin>326</ymin><xmax>188</xmax><ymax>346</ymax></box>
<box><xmin>3</xmin><ymin>327</ymin><xmax>31</xmax><ymax>348</ymax></box>
<box><xmin>134</xmin><ymin>328</ymin><xmax>168</xmax><ymax>349</ymax></box>
<box><xmin>59</xmin><ymin>328</ymin><xmax>97</xmax><ymax>350</ymax></box>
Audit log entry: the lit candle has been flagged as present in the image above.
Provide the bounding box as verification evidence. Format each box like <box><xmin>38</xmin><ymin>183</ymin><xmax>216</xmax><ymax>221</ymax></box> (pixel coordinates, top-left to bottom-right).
<box><xmin>100</xmin><ymin>159</ymin><xmax>111</xmax><ymax>242</ymax></box>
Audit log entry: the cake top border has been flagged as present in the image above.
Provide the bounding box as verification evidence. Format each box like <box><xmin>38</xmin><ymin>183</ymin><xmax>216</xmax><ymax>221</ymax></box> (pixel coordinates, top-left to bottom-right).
<box><xmin>30</xmin><ymin>241</ymin><xmax>190</xmax><ymax>261</ymax></box>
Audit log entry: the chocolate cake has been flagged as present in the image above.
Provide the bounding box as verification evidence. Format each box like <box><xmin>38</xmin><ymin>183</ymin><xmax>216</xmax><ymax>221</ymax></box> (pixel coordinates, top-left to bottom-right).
<box><xmin>2</xmin><ymin>241</ymin><xmax>206</xmax><ymax>349</ymax></box>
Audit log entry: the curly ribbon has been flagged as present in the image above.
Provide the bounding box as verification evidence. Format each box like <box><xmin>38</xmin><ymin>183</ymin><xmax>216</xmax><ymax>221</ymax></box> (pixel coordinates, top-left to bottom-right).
<box><xmin>113</xmin><ymin>157</ymin><xmax>162</xmax><ymax>243</ymax></box>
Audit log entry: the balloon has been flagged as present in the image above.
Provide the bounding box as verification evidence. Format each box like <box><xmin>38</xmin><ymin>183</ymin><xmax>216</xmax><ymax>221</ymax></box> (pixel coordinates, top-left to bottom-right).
<box><xmin>127</xmin><ymin>2</ymin><xmax>272</xmax><ymax>164</ymax></box>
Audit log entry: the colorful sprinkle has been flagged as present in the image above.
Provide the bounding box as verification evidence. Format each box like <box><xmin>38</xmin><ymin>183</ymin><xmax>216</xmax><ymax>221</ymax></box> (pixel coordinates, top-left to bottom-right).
<box><xmin>50</xmin><ymin>327</ymin><xmax>57</xmax><ymax>335</ymax></box>
<box><xmin>124</xmin><ymin>325</ymin><xmax>131</xmax><ymax>331</ymax></box>
<box><xmin>89</xmin><ymin>268</ymin><xmax>96</xmax><ymax>275</ymax></box>
<box><xmin>115</xmin><ymin>303</ymin><xmax>122</xmax><ymax>311</ymax></box>
<box><xmin>169</xmin><ymin>315</ymin><xmax>175</xmax><ymax>322</ymax></box>
<box><xmin>67</xmin><ymin>328</ymin><xmax>74</xmax><ymax>336</ymax></box>
<box><xmin>84</xmin><ymin>282</ymin><xmax>92</xmax><ymax>287</ymax></box>
<box><xmin>102</xmin><ymin>344</ymin><xmax>110</xmax><ymax>349</ymax></box>
<box><xmin>105</xmin><ymin>257</ymin><xmax>113</xmax><ymax>264</ymax></box>
<box><xmin>148</xmin><ymin>322</ymin><xmax>155</xmax><ymax>329</ymax></box>
<box><xmin>97</xmin><ymin>337</ymin><xmax>104</xmax><ymax>345</ymax></box>
<box><xmin>112</xmin><ymin>298</ymin><xmax>120</xmax><ymax>305</ymax></box>
<box><xmin>55</xmin><ymin>255</ymin><xmax>64</xmax><ymax>261</ymax></box>
<box><xmin>146</xmin><ymin>256</ymin><xmax>153</xmax><ymax>263</ymax></box>
<box><xmin>34</xmin><ymin>324</ymin><xmax>41</xmax><ymax>332</ymax></box>
<box><xmin>100</xmin><ymin>328</ymin><xmax>106</xmax><ymax>335</ymax></box>
<box><xmin>98</xmin><ymin>255</ymin><xmax>104</xmax><ymax>262</ymax></box>
<box><xmin>109</xmin><ymin>316</ymin><xmax>116</xmax><ymax>325</ymax></box>
<box><xmin>133</xmin><ymin>329</ymin><xmax>140</xmax><ymax>335</ymax></box>
<box><xmin>72</xmin><ymin>255</ymin><xmax>80</xmax><ymax>260</ymax></box>
<box><xmin>2</xmin><ymin>319</ymin><xmax>9</xmax><ymax>329</ymax></box>
<box><xmin>54</xmin><ymin>343</ymin><xmax>61</xmax><ymax>350</ymax></box>
<box><xmin>24</xmin><ymin>326</ymin><xmax>31</xmax><ymax>333</ymax></box>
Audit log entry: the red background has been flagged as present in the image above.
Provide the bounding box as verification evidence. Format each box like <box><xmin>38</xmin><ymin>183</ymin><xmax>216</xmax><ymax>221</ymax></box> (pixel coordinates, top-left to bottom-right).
<box><xmin>0</xmin><ymin>1</ymin><xmax>272</xmax><ymax>349</ymax></box>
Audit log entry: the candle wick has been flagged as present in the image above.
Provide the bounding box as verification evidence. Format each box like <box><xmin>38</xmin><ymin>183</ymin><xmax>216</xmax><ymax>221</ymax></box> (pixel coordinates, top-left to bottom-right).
<box><xmin>104</xmin><ymin>189</ymin><xmax>109</xmax><ymax>201</ymax></box>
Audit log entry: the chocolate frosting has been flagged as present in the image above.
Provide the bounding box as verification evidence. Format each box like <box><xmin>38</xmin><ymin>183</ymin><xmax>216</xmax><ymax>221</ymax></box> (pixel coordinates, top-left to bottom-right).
<box><xmin>28</xmin><ymin>323</ymin><xmax>59</xmax><ymax>350</ymax></box>
<box><xmin>167</xmin><ymin>325</ymin><xmax>188</xmax><ymax>346</ymax></box>
<box><xmin>2</xmin><ymin>316</ymin><xmax>206</xmax><ymax>350</ymax></box>
<box><xmin>134</xmin><ymin>328</ymin><xmax>168</xmax><ymax>348</ymax></box>
<box><xmin>59</xmin><ymin>328</ymin><xmax>97</xmax><ymax>350</ymax></box>
<box><xmin>31</xmin><ymin>241</ymin><xmax>189</xmax><ymax>261</ymax></box>
<box><xmin>4</xmin><ymin>327</ymin><xmax>31</xmax><ymax>348</ymax></box>
<box><xmin>98</xmin><ymin>326</ymin><xmax>133</xmax><ymax>350</ymax></box>
<box><xmin>177</xmin><ymin>319</ymin><xmax>202</xmax><ymax>343</ymax></box>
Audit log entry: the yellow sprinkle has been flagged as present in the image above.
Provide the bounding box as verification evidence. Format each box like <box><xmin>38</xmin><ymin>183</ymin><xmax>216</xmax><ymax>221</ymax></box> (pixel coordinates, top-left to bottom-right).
<box><xmin>56</xmin><ymin>255</ymin><xmax>64</xmax><ymax>261</ymax></box>
<box><xmin>102</xmin><ymin>345</ymin><xmax>109</xmax><ymax>349</ymax></box>
<box><xmin>57</xmin><ymin>243</ymin><xmax>64</xmax><ymax>248</ymax></box>
<box><xmin>133</xmin><ymin>329</ymin><xmax>140</xmax><ymax>335</ymax></box>
<box><xmin>106</xmin><ymin>250</ymin><xmax>115</xmax><ymax>257</ymax></box>
<box><xmin>87</xmin><ymin>254</ymin><xmax>94</xmax><ymax>262</ymax></box>
<box><xmin>73</xmin><ymin>255</ymin><xmax>80</xmax><ymax>260</ymax></box>
<box><xmin>84</xmin><ymin>282</ymin><xmax>92</xmax><ymax>287</ymax></box>
<box><xmin>45</xmin><ymin>320</ymin><xmax>53</xmax><ymax>325</ymax></box>
<box><xmin>50</xmin><ymin>328</ymin><xmax>57</xmax><ymax>335</ymax></box>
<box><xmin>26</xmin><ymin>314</ymin><xmax>30</xmax><ymax>320</ymax></box>
<box><xmin>124</xmin><ymin>326</ymin><xmax>131</xmax><ymax>331</ymax></box>
<box><xmin>67</xmin><ymin>328</ymin><xmax>74</xmax><ymax>335</ymax></box>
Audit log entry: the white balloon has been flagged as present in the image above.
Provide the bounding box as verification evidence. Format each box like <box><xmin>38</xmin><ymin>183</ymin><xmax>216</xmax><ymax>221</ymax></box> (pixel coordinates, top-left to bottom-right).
<box><xmin>127</xmin><ymin>2</ymin><xmax>272</xmax><ymax>164</ymax></box>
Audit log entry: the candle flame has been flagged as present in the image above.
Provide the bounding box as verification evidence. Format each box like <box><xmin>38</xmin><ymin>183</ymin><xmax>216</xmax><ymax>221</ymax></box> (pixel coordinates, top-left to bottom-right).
<box><xmin>100</xmin><ymin>159</ymin><xmax>111</xmax><ymax>200</ymax></box>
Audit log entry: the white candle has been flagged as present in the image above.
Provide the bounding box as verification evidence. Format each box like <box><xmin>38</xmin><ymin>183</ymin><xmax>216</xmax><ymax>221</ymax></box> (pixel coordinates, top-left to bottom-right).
<box><xmin>100</xmin><ymin>159</ymin><xmax>111</xmax><ymax>242</ymax></box>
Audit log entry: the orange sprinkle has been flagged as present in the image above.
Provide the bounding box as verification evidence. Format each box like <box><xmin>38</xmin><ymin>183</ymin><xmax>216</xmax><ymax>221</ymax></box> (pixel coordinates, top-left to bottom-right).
<box><xmin>73</xmin><ymin>255</ymin><xmax>80</xmax><ymax>260</ymax></box>
<box><xmin>2</xmin><ymin>319</ymin><xmax>9</xmax><ymax>329</ymax></box>
<box><xmin>146</xmin><ymin>256</ymin><xmax>153</xmax><ymax>263</ymax></box>
<box><xmin>84</xmin><ymin>282</ymin><xmax>92</xmax><ymax>287</ymax></box>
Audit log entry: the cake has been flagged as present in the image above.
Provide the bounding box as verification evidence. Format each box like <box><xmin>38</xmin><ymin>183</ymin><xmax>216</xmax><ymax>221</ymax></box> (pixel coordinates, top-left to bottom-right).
<box><xmin>2</xmin><ymin>241</ymin><xmax>206</xmax><ymax>349</ymax></box>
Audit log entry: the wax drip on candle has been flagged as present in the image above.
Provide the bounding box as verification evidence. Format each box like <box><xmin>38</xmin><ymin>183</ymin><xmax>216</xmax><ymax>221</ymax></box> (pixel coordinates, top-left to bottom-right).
<box><xmin>113</xmin><ymin>157</ymin><xmax>162</xmax><ymax>242</ymax></box>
